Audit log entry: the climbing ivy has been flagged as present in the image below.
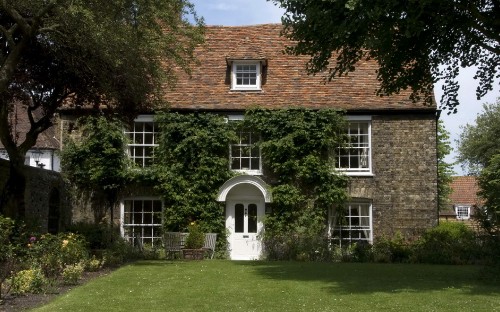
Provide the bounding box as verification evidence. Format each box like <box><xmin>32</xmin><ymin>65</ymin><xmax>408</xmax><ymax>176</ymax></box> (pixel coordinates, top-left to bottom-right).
<box><xmin>244</xmin><ymin>108</ymin><xmax>350</xmax><ymax>259</ymax></box>
<box><xmin>60</xmin><ymin>115</ymin><xmax>129</xmax><ymax>224</ymax></box>
<box><xmin>153</xmin><ymin>111</ymin><xmax>236</xmax><ymax>233</ymax></box>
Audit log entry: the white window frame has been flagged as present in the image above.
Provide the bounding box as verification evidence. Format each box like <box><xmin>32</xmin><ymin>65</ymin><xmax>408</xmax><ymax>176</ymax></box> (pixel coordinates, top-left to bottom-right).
<box><xmin>120</xmin><ymin>197</ymin><xmax>163</xmax><ymax>248</ymax></box>
<box><xmin>125</xmin><ymin>115</ymin><xmax>158</xmax><ymax>168</ymax></box>
<box><xmin>329</xmin><ymin>201</ymin><xmax>373</xmax><ymax>247</ymax></box>
<box><xmin>455</xmin><ymin>205</ymin><xmax>471</xmax><ymax>220</ymax></box>
<box><xmin>228</xmin><ymin>115</ymin><xmax>262</xmax><ymax>175</ymax></box>
<box><xmin>336</xmin><ymin>116</ymin><xmax>372</xmax><ymax>176</ymax></box>
<box><xmin>231</xmin><ymin>61</ymin><xmax>262</xmax><ymax>91</ymax></box>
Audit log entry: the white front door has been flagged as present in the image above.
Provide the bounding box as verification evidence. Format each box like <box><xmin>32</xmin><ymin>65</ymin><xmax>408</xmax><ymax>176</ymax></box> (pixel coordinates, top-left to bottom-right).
<box><xmin>226</xmin><ymin>201</ymin><xmax>264</xmax><ymax>260</ymax></box>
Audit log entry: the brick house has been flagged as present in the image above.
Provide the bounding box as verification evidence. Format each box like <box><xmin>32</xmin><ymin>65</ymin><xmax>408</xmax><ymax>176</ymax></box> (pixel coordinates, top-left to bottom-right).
<box><xmin>440</xmin><ymin>176</ymin><xmax>482</xmax><ymax>228</ymax></box>
<box><xmin>60</xmin><ymin>24</ymin><xmax>438</xmax><ymax>260</ymax></box>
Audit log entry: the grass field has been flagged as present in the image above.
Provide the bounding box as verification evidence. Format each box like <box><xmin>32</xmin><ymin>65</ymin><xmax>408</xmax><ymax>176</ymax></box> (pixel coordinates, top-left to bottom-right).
<box><xmin>33</xmin><ymin>261</ymin><xmax>499</xmax><ymax>312</ymax></box>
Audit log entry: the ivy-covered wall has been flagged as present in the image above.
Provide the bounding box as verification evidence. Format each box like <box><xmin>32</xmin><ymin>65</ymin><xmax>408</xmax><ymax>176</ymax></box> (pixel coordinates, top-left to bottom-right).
<box><xmin>61</xmin><ymin>109</ymin><xmax>438</xmax><ymax>245</ymax></box>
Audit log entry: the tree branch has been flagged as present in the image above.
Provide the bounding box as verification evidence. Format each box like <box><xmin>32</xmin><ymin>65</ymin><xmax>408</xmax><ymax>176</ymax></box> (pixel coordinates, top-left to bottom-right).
<box><xmin>1</xmin><ymin>0</ymin><xmax>32</xmax><ymax>35</ymax></box>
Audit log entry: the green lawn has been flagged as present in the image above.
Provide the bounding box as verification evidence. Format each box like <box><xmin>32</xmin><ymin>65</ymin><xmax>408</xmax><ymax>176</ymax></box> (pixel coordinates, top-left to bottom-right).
<box><xmin>33</xmin><ymin>261</ymin><xmax>499</xmax><ymax>312</ymax></box>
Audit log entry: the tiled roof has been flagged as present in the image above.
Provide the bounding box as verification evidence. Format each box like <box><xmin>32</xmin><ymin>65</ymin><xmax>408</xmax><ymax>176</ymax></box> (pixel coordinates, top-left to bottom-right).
<box><xmin>165</xmin><ymin>24</ymin><xmax>436</xmax><ymax>112</ymax></box>
<box><xmin>449</xmin><ymin>176</ymin><xmax>481</xmax><ymax>206</ymax></box>
<box><xmin>0</xmin><ymin>101</ymin><xmax>59</xmax><ymax>150</ymax></box>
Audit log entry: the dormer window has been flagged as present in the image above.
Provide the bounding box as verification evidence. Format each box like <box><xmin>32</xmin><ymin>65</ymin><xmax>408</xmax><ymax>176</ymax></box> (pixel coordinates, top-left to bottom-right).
<box><xmin>231</xmin><ymin>61</ymin><xmax>261</xmax><ymax>91</ymax></box>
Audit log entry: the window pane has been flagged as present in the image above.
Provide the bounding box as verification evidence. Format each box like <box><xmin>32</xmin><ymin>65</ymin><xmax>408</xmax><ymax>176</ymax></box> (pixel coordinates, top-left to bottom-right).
<box><xmin>143</xmin><ymin>213</ymin><xmax>152</xmax><ymax>225</ymax></box>
<box><xmin>230</xmin><ymin>127</ymin><xmax>261</xmax><ymax>172</ymax></box>
<box><xmin>248</xmin><ymin>204</ymin><xmax>257</xmax><ymax>233</ymax></box>
<box><xmin>127</xmin><ymin>118</ymin><xmax>157</xmax><ymax>168</ymax></box>
<box><xmin>241</xmin><ymin>158</ymin><xmax>250</xmax><ymax>169</ymax></box>
<box><xmin>251</xmin><ymin>158</ymin><xmax>260</xmax><ymax>170</ymax></box>
<box><xmin>145</xmin><ymin>133</ymin><xmax>153</xmax><ymax>144</ymax></box>
<box><xmin>153</xmin><ymin>212</ymin><xmax>161</xmax><ymax>225</ymax></box>
<box><xmin>333</xmin><ymin>202</ymin><xmax>372</xmax><ymax>246</ymax></box>
<box><xmin>144</xmin><ymin>146</ymin><xmax>153</xmax><ymax>157</ymax></box>
<box><xmin>337</xmin><ymin>121</ymin><xmax>370</xmax><ymax>172</ymax></box>
<box><xmin>235</xmin><ymin>204</ymin><xmax>244</xmax><ymax>233</ymax></box>
<box><xmin>123</xmin><ymin>199</ymin><xmax>162</xmax><ymax>248</ymax></box>
<box><xmin>251</xmin><ymin>147</ymin><xmax>259</xmax><ymax>157</ymax></box>
<box><xmin>231</xmin><ymin>158</ymin><xmax>240</xmax><ymax>170</ymax></box>
<box><xmin>143</xmin><ymin>227</ymin><xmax>152</xmax><ymax>237</ymax></box>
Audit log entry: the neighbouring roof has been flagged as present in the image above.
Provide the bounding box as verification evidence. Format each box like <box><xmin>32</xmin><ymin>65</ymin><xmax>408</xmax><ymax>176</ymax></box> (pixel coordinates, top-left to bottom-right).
<box><xmin>165</xmin><ymin>24</ymin><xmax>437</xmax><ymax>112</ymax></box>
<box><xmin>0</xmin><ymin>101</ymin><xmax>59</xmax><ymax>150</ymax></box>
<box><xmin>449</xmin><ymin>176</ymin><xmax>482</xmax><ymax>206</ymax></box>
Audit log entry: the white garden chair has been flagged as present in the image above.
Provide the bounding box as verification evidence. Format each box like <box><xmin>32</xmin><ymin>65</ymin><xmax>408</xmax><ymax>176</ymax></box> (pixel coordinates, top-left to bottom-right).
<box><xmin>203</xmin><ymin>233</ymin><xmax>217</xmax><ymax>259</ymax></box>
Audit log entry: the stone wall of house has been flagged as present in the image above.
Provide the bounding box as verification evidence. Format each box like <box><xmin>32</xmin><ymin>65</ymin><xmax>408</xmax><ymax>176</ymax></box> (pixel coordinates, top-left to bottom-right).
<box><xmin>0</xmin><ymin>158</ymin><xmax>70</xmax><ymax>232</ymax></box>
<box><xmin>348</xmin><ymin>113</ymin><xmax>438</xmax><ymax>240</ymax></box>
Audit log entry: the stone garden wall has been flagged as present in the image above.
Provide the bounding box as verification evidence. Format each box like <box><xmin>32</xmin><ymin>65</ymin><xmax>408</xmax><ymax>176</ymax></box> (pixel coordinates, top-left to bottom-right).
<box><xmin>0</xmin><ymin>158</ymin><xmax>70</xmax><ymax>232</ymax></box>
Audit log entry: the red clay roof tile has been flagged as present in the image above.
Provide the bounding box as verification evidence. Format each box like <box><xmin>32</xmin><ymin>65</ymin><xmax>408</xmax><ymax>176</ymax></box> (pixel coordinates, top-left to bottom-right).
<box><xmin>165</xmin><ymin>24</ymin><xmax>436</xmax><ymax>111</ymax></box>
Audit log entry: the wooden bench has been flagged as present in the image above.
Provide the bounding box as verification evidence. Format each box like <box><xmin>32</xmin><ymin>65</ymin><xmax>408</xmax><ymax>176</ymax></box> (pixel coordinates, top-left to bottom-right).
<box><xmin>164</xmin><ymin>232</ymin><xmax>188</xmax><ymax>259</ymax></box>
<box><xmin>164</xmin><ymin>232</ymin><xmax>217</xmax><ymax>259</ymax></box>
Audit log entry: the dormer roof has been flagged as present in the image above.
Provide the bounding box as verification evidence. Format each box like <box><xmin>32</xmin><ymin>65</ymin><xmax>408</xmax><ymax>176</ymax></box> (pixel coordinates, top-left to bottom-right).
<box><xmin>164</xmin><ymin>24</ymin><xmax>436</xmax><ymax>112</ymax></box>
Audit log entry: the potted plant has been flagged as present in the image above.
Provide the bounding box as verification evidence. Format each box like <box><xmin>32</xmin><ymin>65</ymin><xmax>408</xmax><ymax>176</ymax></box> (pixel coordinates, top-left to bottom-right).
<box><xmin>183</xmin><ymin>222</ymin><xmax>205</xmax><ymax>260</ymax></box>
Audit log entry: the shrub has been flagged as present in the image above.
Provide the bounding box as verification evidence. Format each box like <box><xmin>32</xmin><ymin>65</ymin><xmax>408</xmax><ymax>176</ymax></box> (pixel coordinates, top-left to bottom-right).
<box><xmin>262</xmin><ymin>233</ymin><xmax>331</xmax><ymax>261</ymax></box>
<box><xmin>67</xmin><ymin>222</ymin><xmax>115</xmax><ymax>250</ymax></box>
<box><xmin>28</xmin><ymin>233</ymin><xmax>89</xmax><ymax>277</ymax></box>
<box><xmin>85</xmin><ymin>255</ymin><xmax>104</xmax><ymax>272</ymax></box>
<box><xmin>0</xmin><ymin>215</ymin><xmax>14</xmax><ymax>260</ymax></box>
<box><xmin>185</xmin><ymin>222</ymin><xmax>205</xmax><ymax>249</ymax></box>
<box><xmin>10</xmin><ymin>268</ymin><xmax>47</xmax><ymax>295</ymax></box>
<box><xmin>62</xmin><ymin>262</ymin><xmax>85</xmax><ymax>285</ymax></box>
<box><xmin>373</xmin><ymin>233</ymin><xmax>411</xmax><ymax>263</ymax></box>
<box><xmin>101</xmin><ymin>237</ymin><xmax>141</xmax><ymax>267</ymax></box>
<box><xmin>412</xmin><ymin>222</ymin><xmax>480</xmax><ymax>264</ymax></box>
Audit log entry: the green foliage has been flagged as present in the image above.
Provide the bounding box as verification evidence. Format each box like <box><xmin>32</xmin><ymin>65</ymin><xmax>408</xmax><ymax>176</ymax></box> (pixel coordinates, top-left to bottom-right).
<box><xmin>101</xmin><ymin>237</ymin><xmax>142</xmax><ymax>267</ymax></box>
<box><xmin>61</xmin><ymin>262</ymin><xmax>85</xmax><ymax>285</ymax></box>
<box><xmin>477</xmin><ymin>153</ymin><xmax>500</xmax><ymax>235</ymax></box>
<box><xmin>28</xmin><ymin>233</ymin><xmax>89</xmax><ymax>277</ymax></box>
<box><xmin>10</xmin><ymin>267</ymin><xmax>47</xmax><ymax>295</ymax></box>
<box><xmin>458</xmin><ymin>100</ymin><xmax>500</xmax><ymax>174</ymax></box>
<box><xmin>372</xmin><ymin>233</ymin><xmax>411</xmax><ymax>263</ymax></box>
<box><xmin>85</xmin><ymin>256</ymin><xmax>104</xmax><ymax>272</ymax></box>
<box><xmin>457</xmin><ymin>99</ymin><xmax>500</xmax><ymax>234</ymax></box>
<box><xmin>412</xmin><ymin>222</ymin><xmax>480</xmax><ymax>265</ymax></box>
<box><xmin>437</xmin><ymin>121</ymin><xmax>454</xmax><ymax>211</ymax></box>
<box><xmin>185</xmin><ymin>222</ymin><xmax>205</xmax><ymax>249</ymax></box>
<box><xmin>154</xmin><ymin>111</ymin><xmax>235</xmax><ymax>233</ymax></box>
<box><xmin>0</xmin><ymin>0</ymin><xmax>205</xmax><ymax>217</ymax></box>
<box><xmin>273</xmin><ymin>0</ymin><xmax>499</xmax><ymax>112</ymax></box>
<box><xmin>61</xmin><ymin>116</ymin><xmax>129</xmax><ymax>222</ymax></box>
<box><xmin>245</xmin><ymin>108</ymin><xmax>349</xmax><ymax>260</ymax></box>
<box><xmin>67</xmin><ymin>221</ymin><xmax>116</xmax><ymax>250</ymax></box>
<box><xmin>0</xmin><ymin>215</ymin><xmax>14</xmax><ymax>261</ymax></box>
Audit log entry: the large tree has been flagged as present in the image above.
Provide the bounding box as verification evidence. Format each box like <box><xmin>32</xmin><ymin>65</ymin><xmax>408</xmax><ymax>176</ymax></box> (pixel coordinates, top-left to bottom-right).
<box><xmin>457</xmin><ymin>99</ymin><xmax>500</xmax><ymax>174</ymax></box>
<box><xmin>437</xmin><ymin>120</ymin><xmax>454</xmax><ymax>212</ymax></box>
<box><xmin>0</xmin><ymin>0</ymin><xmax>204</xmax><ymax>218</ymax></box>
<box><xmin>272</xmin><ymin>0</ymin><xmax>499</xmax><ymax>112</ymax></box>
<box><xmin>457</xmin><ymin>98</ymin><xmax>500</xmax><ymax>234</ymax></box>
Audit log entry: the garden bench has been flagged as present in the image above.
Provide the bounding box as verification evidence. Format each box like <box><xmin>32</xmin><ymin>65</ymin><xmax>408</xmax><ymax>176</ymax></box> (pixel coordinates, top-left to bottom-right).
<box><xmin>164</xmin><ymin>232</ymin><xmax>188</xmax><ymax>259</ymax></box>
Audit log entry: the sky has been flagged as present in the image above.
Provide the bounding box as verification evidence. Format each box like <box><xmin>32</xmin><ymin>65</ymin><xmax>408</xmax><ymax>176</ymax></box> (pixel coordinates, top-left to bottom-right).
<box><xmin>190</xmin><ymin>0</ymin><xmax>500</xmax><ymax>175</ymax></box>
